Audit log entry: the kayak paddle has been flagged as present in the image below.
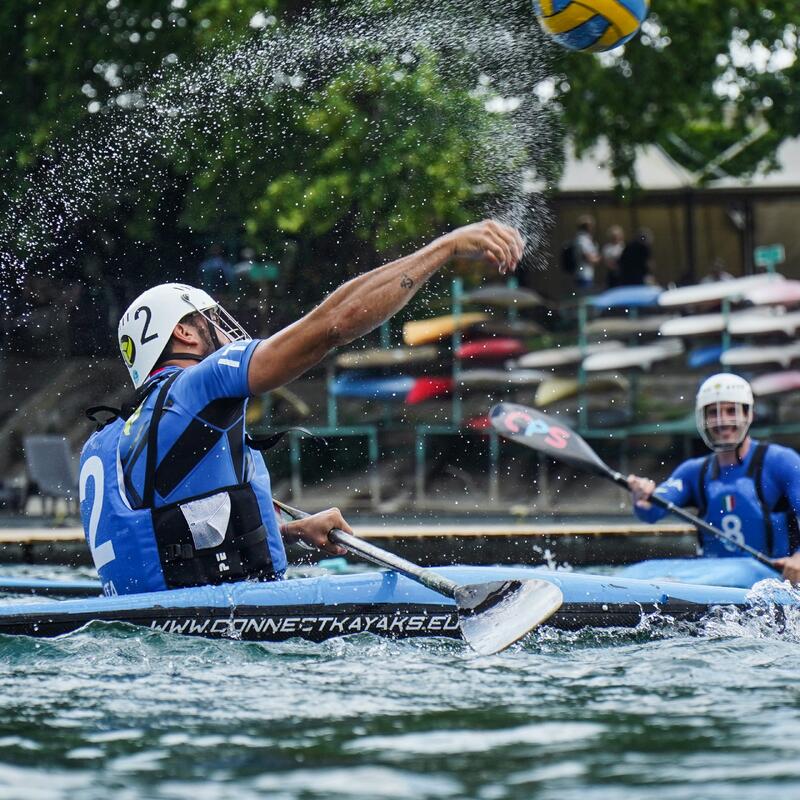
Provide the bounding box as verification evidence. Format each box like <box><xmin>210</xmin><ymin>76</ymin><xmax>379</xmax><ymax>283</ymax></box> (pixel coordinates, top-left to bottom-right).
<box><xmin>273</xmin><ymin>497</ymin><xmax>564</xmax><ymax>655</ymax></box>
<box><xmin>0</xmin><ymin>577</ymin><xmax>102</xmax><ymax>597</ymax></box>
<box><xmin>489</xmin><ymin>402</ymin><xmax>779</xmax><ymax>571</ymax></box>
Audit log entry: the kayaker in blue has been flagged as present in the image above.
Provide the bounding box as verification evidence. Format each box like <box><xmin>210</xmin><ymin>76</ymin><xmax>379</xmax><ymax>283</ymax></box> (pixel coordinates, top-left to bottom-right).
<box><xmin>79</xmin><ymin>220</ymin><xmax>525</xmax><ymax>596</ymax></box>
<box><xmin>628</xmin><ymin>373</ymin><xmax>800</xmax><ymax>583</ymax></box>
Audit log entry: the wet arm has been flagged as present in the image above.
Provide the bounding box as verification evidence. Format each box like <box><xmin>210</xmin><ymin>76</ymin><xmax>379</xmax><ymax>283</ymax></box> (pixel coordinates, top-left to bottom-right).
<box><xmin>247</xmin><ymin>221</ymin><xmax>523</xmax><ymax>394</ymax></box>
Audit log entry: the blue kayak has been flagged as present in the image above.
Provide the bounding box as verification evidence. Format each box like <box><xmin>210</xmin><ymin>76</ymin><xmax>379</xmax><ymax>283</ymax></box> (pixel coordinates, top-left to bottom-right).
<box><xmin>686</xmin><ymin>344</ymin><xmax>743</xmax><ymax>369</ymax></box>
<box><xmin>0</xmin><ymin>565</ymin><xmax>788</xmax><ymax>642</ymax></box>
<box><xmin>330</xmin><ymin>372</ymin><xmax>415</xmax><ymax>400</ymax></box>
<box><xmin>589</xmin><ymin>285</ymin><xmax>663</xmax><ymax>310</ymax></box>
<box><xmin>620</xmin><ymin>557</ymin><xmax>778</xmax><ymax>588</ymax></box>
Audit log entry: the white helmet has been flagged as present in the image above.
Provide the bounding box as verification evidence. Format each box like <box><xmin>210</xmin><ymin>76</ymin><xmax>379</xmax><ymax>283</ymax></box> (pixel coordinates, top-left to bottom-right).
<box><xmin>118</xmin><ymin>283</ymin><xmax>250</xmax><ymax>388</ymax></box>
<box><xmin>695</xmin><ymin>373</ymin><xmax>754</xmax><ymax>452</ymax></box>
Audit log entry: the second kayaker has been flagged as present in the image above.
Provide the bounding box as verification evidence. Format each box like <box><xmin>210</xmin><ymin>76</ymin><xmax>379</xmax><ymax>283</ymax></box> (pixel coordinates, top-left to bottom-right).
<box><xmin>627</xmin><ymin>373</ymin><xmax>800</xmax><ymax>582</ymax></box>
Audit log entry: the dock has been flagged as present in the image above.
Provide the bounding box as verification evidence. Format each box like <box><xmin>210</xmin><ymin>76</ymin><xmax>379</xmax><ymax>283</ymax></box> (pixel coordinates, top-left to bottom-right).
<box><xmin>0</xmin><ymin>520</ymin><xmax>696</xmax><ymax>567</ymax></box>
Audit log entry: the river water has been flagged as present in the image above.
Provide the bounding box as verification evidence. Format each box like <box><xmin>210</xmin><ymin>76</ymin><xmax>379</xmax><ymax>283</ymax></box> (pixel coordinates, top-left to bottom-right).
<box><xmin>0</xmin><ymin>565</ymin><xmax>798</xmax><ymax>799</ymax></box>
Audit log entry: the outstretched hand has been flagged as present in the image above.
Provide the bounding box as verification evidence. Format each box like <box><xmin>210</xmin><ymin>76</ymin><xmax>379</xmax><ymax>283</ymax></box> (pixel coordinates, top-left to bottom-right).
<box><xmin>444</xmin><ymin>220</ymin><xmax>525</xmax><ymax>275</ymax></box>
<box><xmin>280</xmin><ymin>507</ymin><xmax>349</xmax><ymax>556</ymax></box>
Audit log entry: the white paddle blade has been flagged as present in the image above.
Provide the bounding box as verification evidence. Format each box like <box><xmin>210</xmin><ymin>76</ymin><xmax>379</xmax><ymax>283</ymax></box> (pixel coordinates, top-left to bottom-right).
<box><xmin>455</xmin><ymin>579</ymin><xmax>563</xmax><ymax>656</ymax></box>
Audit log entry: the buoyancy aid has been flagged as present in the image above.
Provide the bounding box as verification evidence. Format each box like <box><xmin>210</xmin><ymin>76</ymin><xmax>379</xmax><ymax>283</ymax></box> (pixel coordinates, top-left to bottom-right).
<box><xmin>696</xmin><ymin>443</ymin><xmax>800</xmax><ymax>558</ymax></box>
<box><xmin>79</xmin><ymin>371</ymin><xmax>286</xmax><ymax>595</ymax></box>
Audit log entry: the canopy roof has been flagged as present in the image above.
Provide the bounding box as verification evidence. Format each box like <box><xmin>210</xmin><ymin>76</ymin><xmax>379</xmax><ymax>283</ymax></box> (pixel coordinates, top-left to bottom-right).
<box><xmin>526</xmin><ymin>136</ymin><xmax>800</xmax><ymax>195</ymax></box>
<box><xmin>705</xmin><ymin>137</ymin><xmax>800</xmax><ymax>191</ymax></box>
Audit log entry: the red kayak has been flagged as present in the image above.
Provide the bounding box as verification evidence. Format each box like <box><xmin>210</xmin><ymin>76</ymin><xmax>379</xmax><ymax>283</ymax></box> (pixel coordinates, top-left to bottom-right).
<box><xmin>464</xmin><ymin>415</ymin><xmax>491</xmax><ymax>431</ymax></box>
<box><xmin>405</xmin><ymin>377</ymin><xmax>454</xmax><ymax>404</ymax></box>
<box><xmin>456</xmin><ymin>337</ymin><xmax>527</xmax><ymax>361</ymax></box>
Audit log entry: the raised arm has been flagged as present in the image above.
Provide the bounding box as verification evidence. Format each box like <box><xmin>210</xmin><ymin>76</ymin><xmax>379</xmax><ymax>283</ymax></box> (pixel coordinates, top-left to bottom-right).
<box><xmin>247</xmin><ymin>220</ymin><xmax>524</xmax><ymax>394</ymax></box>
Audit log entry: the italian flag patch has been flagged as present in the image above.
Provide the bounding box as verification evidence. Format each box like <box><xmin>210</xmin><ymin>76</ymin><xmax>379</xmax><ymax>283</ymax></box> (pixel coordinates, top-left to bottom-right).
<box><xmin>724</xmin><ymin>495</ymin><xmax>736</xmax><ymax>512</ymax></box>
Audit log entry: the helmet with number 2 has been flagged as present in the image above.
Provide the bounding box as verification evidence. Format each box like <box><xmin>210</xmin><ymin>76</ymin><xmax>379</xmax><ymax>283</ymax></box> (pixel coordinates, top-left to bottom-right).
<box><xmin>695</xmin><ymin>373</ymin><xmax>754</xmax><ymax>453</ymax></box>
<box><xmin>118</xmin><ymin>283</ymin><xmax>250</xmax><ymax>388</ymax></box>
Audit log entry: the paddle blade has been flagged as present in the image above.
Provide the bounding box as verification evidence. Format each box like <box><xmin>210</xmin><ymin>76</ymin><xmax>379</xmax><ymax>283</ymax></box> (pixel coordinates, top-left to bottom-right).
<box><xmin>489</xmin><ymin>402</ymin><xmax>612</xmax><ymax>478</ymax></box>
<box><xmin>455</xmin><ymin>579</ymin><xmax>563</xmax><ymax>655</ymax></box>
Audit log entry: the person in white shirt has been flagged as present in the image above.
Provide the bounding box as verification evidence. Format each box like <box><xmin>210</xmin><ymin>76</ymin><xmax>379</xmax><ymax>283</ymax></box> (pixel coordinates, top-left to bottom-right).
<box><xmin>573</xmin><ymin>215</ymin><xmax>601</xmax><ymax>292</ymax></box>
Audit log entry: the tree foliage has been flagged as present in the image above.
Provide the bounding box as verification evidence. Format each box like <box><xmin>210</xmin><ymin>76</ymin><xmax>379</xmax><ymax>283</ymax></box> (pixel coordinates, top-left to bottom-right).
<box><xmin>549</xmin><ymin>1</ymin><xmax>799</xmax><ymax>184</ymax></box>
<box><xmin>0</xmin><ymin>0</ymin><xmax>798</xmax><ymax>303</ymax></box>
<box><xmin>0</xmin><ymin>0</ymin><xmax>508</xmax><ymax>299</ymax></box>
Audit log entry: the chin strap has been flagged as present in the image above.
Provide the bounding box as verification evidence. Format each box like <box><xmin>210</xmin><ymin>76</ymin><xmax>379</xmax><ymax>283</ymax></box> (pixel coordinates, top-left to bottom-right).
<box><xmin>205</xmin><ymin>318</ymin><xmax>224</xmax><ymax>351</ymax></box>
<box><xmin>154</xmin><ymin>352</ymin><xmax>205</xmax><ymax>367</ymax></box>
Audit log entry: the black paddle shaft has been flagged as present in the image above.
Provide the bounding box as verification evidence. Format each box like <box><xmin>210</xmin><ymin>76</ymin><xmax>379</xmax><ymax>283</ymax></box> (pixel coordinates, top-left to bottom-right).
<box><xmin>273</xmin><ymin>499</ymin><xmax>459</xmax><ymax>596</ymax></box>
<box><xmin>489</xmin><ymin>402</ymin><xmax>779</xmax><ymax>570</ymax></box>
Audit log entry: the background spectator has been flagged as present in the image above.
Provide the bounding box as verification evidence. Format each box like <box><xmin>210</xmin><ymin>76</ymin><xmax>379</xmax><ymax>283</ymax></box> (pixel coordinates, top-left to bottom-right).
<box><xmin>573</xmin><ymin>215</ymin><xmax>601</xmax><ymax>293</ymax></box>
<box><xmin>602</xmin><ymin>224</ymin><xmax>625</xmax><ymax>288</ymax></box>
<box><xmin>618</xmin><ymin>228</ymin><xmax>655</xmax><ymax>286</ymax></box>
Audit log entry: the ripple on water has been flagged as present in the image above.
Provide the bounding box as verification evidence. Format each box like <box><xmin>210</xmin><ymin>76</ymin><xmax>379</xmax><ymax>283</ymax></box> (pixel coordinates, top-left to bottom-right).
<box><xmin>0</xmin><ymin>605</ymin><xmax>798</xmax><ymax>798</ymax></box>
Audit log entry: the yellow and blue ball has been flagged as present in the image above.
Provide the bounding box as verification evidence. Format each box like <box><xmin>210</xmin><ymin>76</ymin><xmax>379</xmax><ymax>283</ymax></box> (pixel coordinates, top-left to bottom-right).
<box><xmin>533</xmin><ymin>0</ymin><xmax>650</xmax><ymax>53</ymax></box>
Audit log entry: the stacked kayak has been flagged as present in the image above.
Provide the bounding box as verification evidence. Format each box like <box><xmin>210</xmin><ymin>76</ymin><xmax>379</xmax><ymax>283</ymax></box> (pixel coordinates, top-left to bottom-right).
<box><xmin>0</xmin><ymin>565</ymin><xmax>790</xmax><ymax>642</ymax></box>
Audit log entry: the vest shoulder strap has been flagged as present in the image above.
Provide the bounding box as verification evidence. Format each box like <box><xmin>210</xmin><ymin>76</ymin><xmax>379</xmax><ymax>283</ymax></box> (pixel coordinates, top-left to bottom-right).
<box><xmin>696</xmin><ymin>455</ymin><xmax>715</xmax><ymax>518</ymax></box>
<box><xmin>748</xmin><ymin>442</ymin><xmax>776</xmax><ymax>556</ymax></box>
<box><xmin>142</xmin><ymin>371</ymin><xmax>181</xmax><ymax>508</ymax></box>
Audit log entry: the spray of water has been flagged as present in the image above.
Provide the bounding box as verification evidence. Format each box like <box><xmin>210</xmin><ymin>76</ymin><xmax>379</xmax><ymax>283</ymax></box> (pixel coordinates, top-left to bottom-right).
<box><xmin>0</xmin><ymin>0</ymin><xmax>558</xmax><ymax>309</ymax></box>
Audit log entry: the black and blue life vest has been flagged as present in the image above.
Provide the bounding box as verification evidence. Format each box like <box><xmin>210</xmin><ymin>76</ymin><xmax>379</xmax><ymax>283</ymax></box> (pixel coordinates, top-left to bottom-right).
<box><xmin>79</xmin><ymin>371</ymin><xmax>287</xmax><ymax>596</ymax></box>
<box><xmin>696</xmin><ymin>442</ymin><xmax>800</xmax><ymax>558</ymax></box>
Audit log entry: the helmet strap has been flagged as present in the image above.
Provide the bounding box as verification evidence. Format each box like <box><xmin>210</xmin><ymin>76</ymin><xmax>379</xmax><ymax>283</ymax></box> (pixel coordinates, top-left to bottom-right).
<box><xmin>205</xmin><ymin>318</ymin><xmax>223</xmax><ymax>351</ymax></box>
<box><xmin>154</xmin><ymin>351</ymin><xmax>205</xmax><ymax>368</ymax></box>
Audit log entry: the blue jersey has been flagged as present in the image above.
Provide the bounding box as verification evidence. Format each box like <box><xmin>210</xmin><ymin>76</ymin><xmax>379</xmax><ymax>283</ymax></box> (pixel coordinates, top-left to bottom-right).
<box><xmin>634</xmin><ymin>441</ymin><xmax>800</xmax><ymax>558</ymax></box>
<box><xmin>79</xmin><ymin>341</ymin><xmax>287</xmax><ymax>595</ymax></box>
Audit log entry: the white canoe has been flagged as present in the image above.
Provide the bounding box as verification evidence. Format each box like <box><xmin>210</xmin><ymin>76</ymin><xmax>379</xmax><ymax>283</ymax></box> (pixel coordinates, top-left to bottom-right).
<box><xmin>659</xmin><ymin>308</ymin><xmax>773</xmax><ymax>337</ymax></box>
<box><xmin>728</xmin><ymin>309</ymin><xmax>800</xmax><ymax>336</ymax></box>
<box><xmin>721</xmin><ymin>342</ymin><xmax>800</xmax><ymax>368</ymax></box>
<box><xmin>658</xmin><ymin>274</ymin><xmax>783</xmax><ymax>308</ymax></box>
<box><xmin>747</xmin><ymin>280</ymin><xmax>800</xmax><ymax>307</ymax></box>
<box><xmin>751</xmin><ymin>370</ymin><xmax>800</xmax><ymax>397</ymax></box>
<box><xmin>458</xmin><ymin>368</ymin><xmax>548</xmax><ymax>389</ymax></box>
<box><xmin>535</xmin><ymin>375</ymin><xmax>629</xmax><ymax>406</ymax></box>
<box><xmin>462</xmin><ymin>285</ymin><xmax>545</xmax><ymax>309</ymax></box>
<box><xmin>336</xmin><ymin>345</ymin><xmax>440</xmax><ymax>369</ymax></box>
<box><xmin>585</xmin><ymin>315</ymin><xmax>676</xmax><ymax>335</ymax></box>
<box><xmin>583</xmin><ymin>340</ymin><xmax>684</xmax><ymax>372</ymax></box>
<box><xmin>516</xmin><ymin>341</ymin><xmax>624</xmax><ymax>369</ymax></box>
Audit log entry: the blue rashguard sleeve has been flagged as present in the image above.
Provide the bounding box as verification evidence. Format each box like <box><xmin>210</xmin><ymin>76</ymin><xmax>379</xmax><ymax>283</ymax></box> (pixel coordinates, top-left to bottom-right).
<box><xmin>634</xmin><ymin>459</ymin><xmax>703</xmax><ymax>524</ymax></box>
<box><xmin>765</xmin><ymin>445</ymin><xmax>800</xmax><ymax>530</ymax></box>
<box><xmin>175</xmin><ymin>339</ymin><xmax>261</xmax><ymax>401</ymax></box>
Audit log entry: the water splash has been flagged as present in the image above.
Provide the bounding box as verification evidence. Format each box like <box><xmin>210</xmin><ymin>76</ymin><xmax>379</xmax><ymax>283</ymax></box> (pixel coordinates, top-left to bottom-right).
<box><xmin>698</xmin><ymin>578</ymin><xmax>800</xmax><ymax>641</ymax></box>
<box><xmin>0</xmin><ymin>0</ymin><xmax>557</xmax><ymax>307</ymax></box>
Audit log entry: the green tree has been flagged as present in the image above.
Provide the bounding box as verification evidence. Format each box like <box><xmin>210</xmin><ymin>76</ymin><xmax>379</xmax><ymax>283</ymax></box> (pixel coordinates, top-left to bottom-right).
<box><xmin>0</xmin><ymin>0</ymin><xmax>530</xmax><ymax>308</ymax></box>
<box><xmin>546</xmin><ymin>1</ymin><xmax>799</xmax><ymax>184</ymax></box>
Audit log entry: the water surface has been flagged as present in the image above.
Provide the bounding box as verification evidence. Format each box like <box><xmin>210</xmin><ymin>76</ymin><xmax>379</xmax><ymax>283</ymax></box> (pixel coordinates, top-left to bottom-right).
<box><xmin>0</xmin><ymin>565</ymin><xmax>798</xmax><ymax>799</ymax></box>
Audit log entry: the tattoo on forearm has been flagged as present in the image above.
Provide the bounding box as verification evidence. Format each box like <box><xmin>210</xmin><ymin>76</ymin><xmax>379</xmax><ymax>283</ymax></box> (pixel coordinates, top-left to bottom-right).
<box><xmin>400</xmin><ymin>274</ymin><xmax>414</xmax><ymax>290</ymax></box>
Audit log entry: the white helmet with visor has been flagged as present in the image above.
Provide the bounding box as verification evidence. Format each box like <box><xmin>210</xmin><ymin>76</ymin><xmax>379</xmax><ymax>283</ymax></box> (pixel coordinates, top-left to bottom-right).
<box><xmin>695</xmin><ymin>373</ymin><xmax>754</xmax><ymax>453</ymax></box>
<box><xmin>118</xmin><ymin>283</ymin><xmax>250</xmax><ymax>388</ymax></box>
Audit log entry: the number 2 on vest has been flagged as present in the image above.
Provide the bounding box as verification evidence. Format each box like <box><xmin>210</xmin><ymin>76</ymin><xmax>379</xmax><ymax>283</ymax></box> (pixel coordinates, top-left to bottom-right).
<box><xmin>79</xmin><ymin>456</ymin><xmax>117</xmax><ymax>570</ymax></box>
